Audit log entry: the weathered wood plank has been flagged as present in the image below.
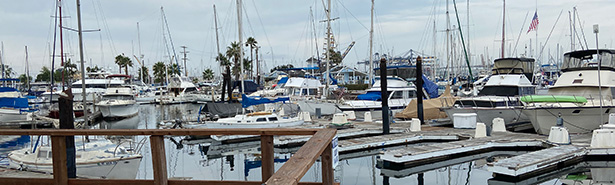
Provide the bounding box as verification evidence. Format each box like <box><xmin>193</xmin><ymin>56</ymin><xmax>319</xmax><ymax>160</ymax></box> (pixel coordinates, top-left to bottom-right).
<box><xmin>0</xmin><ymin>128</ymin><xmax>319</xmax><ymax>136</ymax></box>
<box><xmin>265</xmin><ymin>129</ymin><xmax>337</xmax><ymax>185</ymax></box>
<box><xmin>321</xmin><ymin>142</ymin><xmax>334</xmax><ymax>185</ymax></box>
<box><xmin>51</xmin><ymin>136</ymin><xmax>67</xmax><ymax>185</ymax></box>
<box><xmin>261</xmin><ymin>135</ymin><xmax>275</xmax><ymax>182</ymax></box>
<box><xmin>150</xmin><ymin>136</ymin><xmax>168</xmax><ymax>185</ymax></box>
<box><xmin>2</xmin><ymin>178</ymin><xmax>53</xmax><ymax>185</ymax></box>
<box><xmin>69</xmin><ymin>179</ymin><xmax>152</xmax><ymax>185</ymax></box>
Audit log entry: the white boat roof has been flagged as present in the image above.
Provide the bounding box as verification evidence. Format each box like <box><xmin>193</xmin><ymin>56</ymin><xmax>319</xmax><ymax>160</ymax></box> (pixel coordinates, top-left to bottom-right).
<box><xmin>72</xmin><ymin>79</ymin><xmax>124</xmax><ymax>85</ymax></box>
<box><xmin>283</xmin><ymin>77</ymin><xmax>323</xmax><ymax>88</ymax></box>
<box><xmin>168</xmin><ymin>76</ymin><xmax>197</xmax><ymax>88</ymax></box>
<box><xmin>369</xmin><ymin>76</ymin><xmax>416</xmax><ymax>91</ymax></box>
<box><xmin>104</xmin><ymin>87</ymin><xmax>134</xmax><ymax>96</ymax></box>
<box><xmin>484</xmin><ymin>74</ymin><xmax>533</xmax><ymax>87</ymax></box>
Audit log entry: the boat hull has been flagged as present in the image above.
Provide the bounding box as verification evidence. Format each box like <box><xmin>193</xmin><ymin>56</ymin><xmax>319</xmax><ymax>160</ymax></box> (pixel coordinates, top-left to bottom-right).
<box><xmin>98</xmin><ymin>104</ymin><xmax>138</xmax><ymax>119</ymax></box>
<box><xmin>442</xmin><ymin>107</ymin><xmax>529</xmax><ymax>128</ymax></box>
<box><xmin>9</xmin><ymin>156</ymin><xmax>142</xmax><ymax>179</ymax></box>
<box><xmin>522</xmin><ymin>106</ymin><xmax>614</xmax><ymax>134</ymax></box>
<box><xmin>189</xmin><ymin>119</ymin><xmax>304</xmax><ymax>129</ymax></box>
<box><xmin>0</xmin><ymin>108</ymin><xmax>30</xmax><ymax>122</ymax></box>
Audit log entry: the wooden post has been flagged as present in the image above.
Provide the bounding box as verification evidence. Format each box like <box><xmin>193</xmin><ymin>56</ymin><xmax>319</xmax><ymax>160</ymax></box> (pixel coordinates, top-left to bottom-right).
<box><xmin>51</xmin><ymin>136</ymin><xmax>68</xmax><ymax>185</ymax></box>
<box><xmin>261</xmin><ymin>135</ymin><xmax>274</xmax><ymax>182</ymax></box>
<box><xmin>321</xmin><ymin>142</ymin><xmax>334</xmax><ymax>185</ymax></box>
<box><xmin>58</xmin><ymin>89</ymin><xmax>76</xmax><ymax>178</ymax></box>
<box><xmin>150</xmin><ymin>136</ymin><xmax>168</xmax><ymax>185</ymax></box>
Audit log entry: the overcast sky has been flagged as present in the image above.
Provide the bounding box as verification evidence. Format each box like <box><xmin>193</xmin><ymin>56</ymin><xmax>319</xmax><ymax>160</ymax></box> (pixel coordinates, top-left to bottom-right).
<box><xmin>0</xmin><ymin>0</ymin><xmax>612</xmax><ymax>77</ymax></box>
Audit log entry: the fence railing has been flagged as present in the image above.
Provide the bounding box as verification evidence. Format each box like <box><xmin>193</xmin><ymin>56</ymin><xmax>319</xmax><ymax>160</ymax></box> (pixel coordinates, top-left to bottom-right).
<box><xmin>0</xmin><ymin>128</ymin><xmax>338</xmax><ymax>185</ymax></box>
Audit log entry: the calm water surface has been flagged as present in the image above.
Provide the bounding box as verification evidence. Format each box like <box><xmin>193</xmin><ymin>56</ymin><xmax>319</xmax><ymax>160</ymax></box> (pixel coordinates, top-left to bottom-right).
<box><xmin>1</xmin><ymin>103</ymin><xmax>610</xmax><ymax>185</ymax></box>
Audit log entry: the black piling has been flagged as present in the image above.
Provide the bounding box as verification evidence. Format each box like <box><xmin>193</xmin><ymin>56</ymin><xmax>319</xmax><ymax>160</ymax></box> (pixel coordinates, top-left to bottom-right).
<box><xmin>416</xmin><ymin>56</ymin><xmax>424</xmax><ymax>124</ymax></box>
<box><xmin>58</xmin><ymin>89</ymin><xmax>76</xmax><ymax>178</ymax></box>
<box><xmin>380</xmin><ymin>58</ymin><xmax>390</xmax><ymax>134</ymax></box>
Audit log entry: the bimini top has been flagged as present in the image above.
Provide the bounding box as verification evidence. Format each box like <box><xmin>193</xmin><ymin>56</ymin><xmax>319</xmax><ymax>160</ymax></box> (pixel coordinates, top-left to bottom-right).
<box><xmin>562</xmin><ymin>49</ymin><xmax>615</xmax><ymax>72</ymax></box>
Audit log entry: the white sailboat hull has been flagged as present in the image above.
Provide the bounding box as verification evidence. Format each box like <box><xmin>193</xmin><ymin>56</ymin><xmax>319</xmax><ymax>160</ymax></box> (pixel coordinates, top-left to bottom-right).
<box><xmin>193</xmin><ymin>119</ymin><xmax>304</xmax><ymax>129</ymax></box>
<box><xmin>443</xmin><ymin>107</ymin><xmax>529</xmax><ymax>127</ymax></box>
<box><xmin>8</xmin><ymin>156</ymin><xmax>142</xmax><ymax>179</ymax></box>
<box><xmin>0</xmin><ymin>108</ymin><xmax>30</xmax><ymax>122</ymax></box>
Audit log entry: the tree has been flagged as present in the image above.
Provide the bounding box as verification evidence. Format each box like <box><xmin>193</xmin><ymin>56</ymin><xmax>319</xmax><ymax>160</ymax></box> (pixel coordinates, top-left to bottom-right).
<box><xmin>270</xmin><ymin>64</ymin><xmax>294</xmax><ymax>73</ymax></box>
<box><xmin>246</xmin><ymin>37</ymin><xmax>257</xmax><ymax>79</ymax></box>
<box><xmin>18</xmin><ymin>74</ymin><xmax>33</xmax><ymax>89</ymax></box>
<box><xmin>202</xmin><ymin>69</ymin><xmax>214</xmax><ymax>81</ymax></box>
<box><xmin>86</xmin><ymin>65</ymin><xmax>101</xmax><ymax>72</ymax></box>
<box><xmin>63</xmin><ymin>59</ymin><xmax>78</xmax><ymax>81</ymax></box>
<box><xmin>153</xmin><ymin>62</ymin><xmax>166</xmax><ymax>84</ymax></box>
<box><xmin>114</xmin><ymin>54</ymin><xmax>133</xmax><ymax>75</ymax></box>
<box><xmin>1</xmin><ymin>64</ymin><xmax>14</xmax><ymax>78</ymax></box>
<box><xmin>138</xmin><ymin>66</ymin><xmax>150</xmax><ymax>83</ymax></box>
<box><xmin>36</xmin><ymin>66</ymin><xmax>51</xmax><ymax>82</ymax></box>
<box><xmin>167</xmin><ymin>63</ymin><xmax>180</xmax><ymax>76</ymax></box>
<box><xmin>226</xmin><ymin>42</ymin><xmax>242</xmax><ymax>81</ymax></box>
<box><xmin>327</xmin><ymin>48</ymin><xmax>343</xmax><ymax>66</ymax></box>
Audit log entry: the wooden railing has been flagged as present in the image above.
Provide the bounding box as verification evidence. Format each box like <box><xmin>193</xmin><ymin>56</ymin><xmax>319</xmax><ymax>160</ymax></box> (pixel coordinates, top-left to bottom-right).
<box><xmin>0</xmin><ymin>128</ymin><xmax>338</xmax><ymax>185</ymax></box>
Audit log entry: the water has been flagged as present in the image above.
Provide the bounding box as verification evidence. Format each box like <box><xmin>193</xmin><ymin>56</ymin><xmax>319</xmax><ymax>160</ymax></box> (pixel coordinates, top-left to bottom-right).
<box><xmin>0</xmin><ymin>103</ymin><xmax>612</xmax><ymax>184</ymax></box>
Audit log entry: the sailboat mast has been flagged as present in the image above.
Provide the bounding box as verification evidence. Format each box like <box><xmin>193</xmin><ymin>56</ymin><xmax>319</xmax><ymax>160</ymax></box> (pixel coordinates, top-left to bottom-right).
<box><xmin>0</xmin><ymin>42</ymin><xmax>4</xmax><ymax>79</ymax></box>
<box><xmin>25</xmin><ymin>46</ymin><xmax>30</xmax><ymax>91</ymax></box>
<box><xmin>368</xmin><ymin>0</ymin><xmax>374</xmax><ymax>87</ymax></box>
<box><xmin>213</xmin><ymin>4</ymin><xmax>221</xmax><ymax>77</ymax></box>
<box><xmin>137</xmin><ymin>22</ymin><xmax>144</xmax><ymax>83</ymax></box>
<box><xmin>501</xmin><ymin>0</ymin><xmax>505</xmax><ymax>58</ymax></box>
<box><xmin>59</xmin><ymin>0</ymin><xmax>66</xmax><ymax>89</ymax></box>
<box><xmin>236</xmin><ymin>0</ymin><xmax>244</xmax><ymax>96</ymax></box>
<box><xmin>76</xmin><ymin>0</ymin><xmax>88</xmax><ymax>126</ymax></box>
<box><xmin>325</xmin><ymin>0</ymin><xmax>331</xmax><ymax>95</ymax></box>
<box><xmin>446</xmin><ymin>0</ymin><xmax>451</xmax><ymax>82</ymax></box>
<box><xmin>467</xmin><ymin>0</ymin><xmax>470</xmax><ymax>68</ymax></box>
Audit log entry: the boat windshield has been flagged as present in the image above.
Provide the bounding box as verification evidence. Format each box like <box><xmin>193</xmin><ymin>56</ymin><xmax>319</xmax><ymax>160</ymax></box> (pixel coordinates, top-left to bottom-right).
<box><xmin>102</xmin><ymin>95</ymin><xmax>134</xmax><ymax>101</ymax></box>
<box><xmin>562</xmin><ymin>50</ymin><xmax>615</xmax><ymax>71</ymax></box>
<box><xmin>479</xmin><ymin>86</ymin><xmax>535</xmax><ymax>96</ymax></box>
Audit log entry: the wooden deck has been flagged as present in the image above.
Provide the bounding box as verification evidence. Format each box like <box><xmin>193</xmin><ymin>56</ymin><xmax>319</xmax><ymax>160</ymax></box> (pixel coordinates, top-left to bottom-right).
<box><xmin>0</xmin><ymin>128</ymin><xmax>338</xmax><ymax>185</ymax></box>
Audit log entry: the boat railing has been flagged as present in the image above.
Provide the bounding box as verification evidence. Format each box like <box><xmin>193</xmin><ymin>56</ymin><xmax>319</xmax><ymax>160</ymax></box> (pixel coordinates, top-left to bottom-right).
<box><xmin>0</xmin><ymin>128</ymin><xmax>338</xmax><ymax>185</ymax></box>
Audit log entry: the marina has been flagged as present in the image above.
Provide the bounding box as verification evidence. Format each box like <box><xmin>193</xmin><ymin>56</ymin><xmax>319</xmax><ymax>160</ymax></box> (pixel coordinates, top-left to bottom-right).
<box><xmin>0</xmin><ymin>0</ymin><xmax>614</xmax><ymax>184</ymax></box>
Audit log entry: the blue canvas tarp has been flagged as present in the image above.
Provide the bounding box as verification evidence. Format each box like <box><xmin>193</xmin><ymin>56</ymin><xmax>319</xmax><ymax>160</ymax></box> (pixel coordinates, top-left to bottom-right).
<box><xmin>357</xmin><ymin>91</ymin><xmax>382</xmax><ymax>101</ymax></box>
<box><xmin>0</xmin><ymin>97</ymin><xmax>29</xmax><ymax>109</ymax></box>
<box><xmin>241</xmin><ymin>94</ymin><xmax>290</xmax><ymax>108</ymax></box>
<box><xmin>233</xmin><ymin>80</ymin><xmax>261</xmax><ymax>94</ymax></box>
<box><xmin>422</xmin><ymin>75</ymin><xmax>439</xmax><ymax>99</ymax></box>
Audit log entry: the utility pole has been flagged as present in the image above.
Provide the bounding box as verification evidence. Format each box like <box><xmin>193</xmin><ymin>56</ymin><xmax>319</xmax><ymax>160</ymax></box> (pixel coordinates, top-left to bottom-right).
<box><xmin>180</xmin><ymin>46</ymin><xmax>189</xmax><ymax>76</ymax></box>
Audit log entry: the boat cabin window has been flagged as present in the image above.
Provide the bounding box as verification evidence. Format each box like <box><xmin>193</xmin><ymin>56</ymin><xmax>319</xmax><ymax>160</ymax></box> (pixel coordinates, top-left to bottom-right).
<box><xmin>301</xmin><ymin>88</ymin><xmax>318</xmax><ymax>96</ymax></box>
<box><xmin>267</xmin><ymin>117</ymin><xmax>278</xmax><ymax>121</ymax></box>
<box><xmin>256</xmin><ymin>118</ymin><xmax>267</xmax><ymax>122</ymax></box>
<box><xmin>103</xmin><ymin>95</ymin><xmax>134</xmax><ymax>101</ymax></box>
<box><xmin>479</xmin><ymin>86</ymin><xmax>533</xmax><ymax>96</ymax></box>
<box><xmin>390</xmin><ymin>91</ymin><xmax>404</xmax><ymax>99</ymax></box>
<box><xmin>37</xmin><ymin>149</ymin><xmax>51</xmax><ymax>158</ymax></box>
<box><xmin>185</xmin><ymin>87</ymin><xmax>198</xmax><ymax>93</ymax></box>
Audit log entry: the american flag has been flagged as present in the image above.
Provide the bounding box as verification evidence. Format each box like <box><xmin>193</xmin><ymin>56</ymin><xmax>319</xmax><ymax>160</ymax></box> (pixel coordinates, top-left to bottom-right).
<box><xmin>527</xmin><ymin>11</ymin><xmax>539</xmax><ymax>33</ymax></box>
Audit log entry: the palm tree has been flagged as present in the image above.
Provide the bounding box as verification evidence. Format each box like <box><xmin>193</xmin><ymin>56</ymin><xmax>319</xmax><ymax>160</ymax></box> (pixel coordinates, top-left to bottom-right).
<box><xmin>36</xmin><ymin>66</ymin><xmax>51</xmax><ymax>82</ymax></box>
<box><xmin>225</xmin><ymin>42</ymin><xmax>241</xmax><ymax>81</ymax></box>
<box><xmin>138</xmin><ymin>66</ymin><xmax>150</xmax><ymax>83</ymax></box>
<box><xmin>202</xmin><ymin>69</ymin><xmax>214</xmax><ymax>81</ymax></box>
<box><xmin>245</xmin><ymin>37</ymin><xmax>257</xmax><ymax>79</ymax></box>
<box><xmin>1</xmin><ymin>64</ymin><xmax>14</xmax><ymax>78</ymax></box>
<box><xmin>114</xmin><ymin>54</ymin><xmax>133</xmax><ymax>75</ymax></box>
<box><xmin>153</xmin><ymin>62</ymin><xmax>166</xmax><ymax>84</ymax></box>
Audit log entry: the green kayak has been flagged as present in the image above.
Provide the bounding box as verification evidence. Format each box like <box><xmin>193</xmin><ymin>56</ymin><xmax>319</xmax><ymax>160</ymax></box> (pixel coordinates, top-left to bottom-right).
<box><xmin>520</xmin><ymin>95</ymin><xmax>587</xmax><ymax>103</ymax></box>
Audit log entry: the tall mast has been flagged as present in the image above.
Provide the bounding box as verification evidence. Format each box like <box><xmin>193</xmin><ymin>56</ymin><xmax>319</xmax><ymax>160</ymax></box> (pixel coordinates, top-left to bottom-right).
<box><xmin>25</xmin><ymin>46</ymin><xmax>30</xmax><ymax>91</ymax></box>
<box><xmin>368</xmin><ymin>0</ymin><xmax>374</xmax><ymax>87</ymax></box>
<box><xmin>0</xmin><ymin>42</ymin><xmax>4</xmax><ymax>79</ymax></box>
<box><xmin>59</xmin><ymin>0</ymin><xmax>66</xmax><ymax>89</ymax></box>
<box><xmin>137</xmin><ymin>22</ymin><xmax>144</xmax><ymax>83</ymax></box>
<box><xmin>76</xmin><ymin>0</ymin><xmax>88</xmax><ymax>127</ymax></box>
<box><xmin>446</xmin><ymin>0</ymin><xmax>451</xmax><ymax>82</ymax></box>
<box><xmin>501</xmin><ymin>0</ymin><xmax>505</xmax><ymax>58</ymax></box>
<box><xmin>213</xmin><ymin>4</ymin><xmax>221</xmax><ymax>77</ymax></box>
<box><xmin>236</xmin><ymin>0</ymin><xmax>244</xmax><ymax>96</ymax></box>
<box><xmin>467</xmin><ymin>0</ymin><xmax>470</xmax><ymax>68</ymax></box>
<box><xmin>325</xmin><ymin>0</ymin><xmax>332</xmax><ymax>95</ymax></box>
<box><xmin>433</xmin><ymin>20</ymin><xmax>437</xmax><ymax>80</ymax></box>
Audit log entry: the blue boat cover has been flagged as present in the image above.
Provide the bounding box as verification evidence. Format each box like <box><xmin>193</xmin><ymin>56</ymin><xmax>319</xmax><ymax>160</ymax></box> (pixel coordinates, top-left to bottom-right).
<box><xmin>241</xmin><ymin>94</ymin><xmax>290</xmax><ymax>108</ymax></box>
<box><xmin>0</xmin><ymin>87</ymin><xmax>19</xmax><ymax>92</ymax></box>
<box><xmin>0</xmin><ymin>97</ymin><xmax>29</xmax><ymax>109</ymax></box>
<box><xmin>329</xmin><ymin>73</ymin><xmax>338</xmax><ymax>85</ymax></box>
<box><xmin>422</xmin><ymin>75</ymin><xmax>439</xmax><ymax>99</ymax></box>
<box><xmin>277</xmin><ymin>77</ymin><xmax>289</xmax><ymax>84</ymax></box>
<box><xmin>357</xmin><ymin>91</ymin><xmax>382</xmax><ymax>101</ymax></box>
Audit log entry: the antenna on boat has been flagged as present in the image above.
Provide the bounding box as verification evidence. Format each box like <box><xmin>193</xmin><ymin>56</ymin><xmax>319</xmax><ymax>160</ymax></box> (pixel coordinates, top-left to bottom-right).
<box><xmin>594</xmin><ymin>24</ymin><xmax>604</xmax><ymax>126</ymax></box>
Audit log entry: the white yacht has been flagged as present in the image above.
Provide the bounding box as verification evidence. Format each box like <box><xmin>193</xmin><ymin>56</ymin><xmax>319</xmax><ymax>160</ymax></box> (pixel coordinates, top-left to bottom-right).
<box><xmin>337</xmin><ymin>76</ymin><xmax>417</xmax><ymax>119</ymax></box>
<box><xmin>8</xmin><ymin>138</ymin><xmax>142</xmax><ymax>179</ymax></box>
<box><xmin>522</xmin><ymin>49</ymin><xmax>615</xmax><ymax>134</ymax></box>
<box><xmin>96</xmin><ymin>87</ymin><xmax>138</xmax><ymax>119</ymax></box>
<box><xmin>185</xmin><ymin>111</ymin><xmax>303</xmax><ymax>129</ymax></box>
<box><xmin>442</xmin><ymin>58</ymin><xmax>536</xmax><ymax>129</ymax></box>
<box><xmin>71</xmin><ymin>74</ymin><xmax>126</xmax><ymax>103</ymax></box>
<box><xmin>155</xmin><ymin>76</ymin><xmax>204</xmax><ymax>104</ymax></box>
